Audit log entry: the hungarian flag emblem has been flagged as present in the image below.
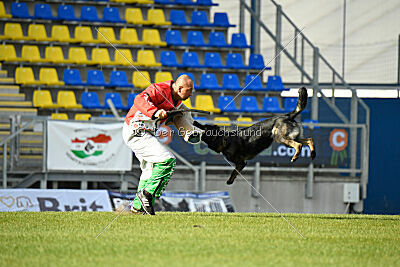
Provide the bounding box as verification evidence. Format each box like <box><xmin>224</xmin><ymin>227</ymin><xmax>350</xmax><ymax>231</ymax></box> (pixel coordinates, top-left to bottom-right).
<box><xmin>70</xmin><ymin>134</ymin><xmax>112</xmax><ymax>159</ymax></box>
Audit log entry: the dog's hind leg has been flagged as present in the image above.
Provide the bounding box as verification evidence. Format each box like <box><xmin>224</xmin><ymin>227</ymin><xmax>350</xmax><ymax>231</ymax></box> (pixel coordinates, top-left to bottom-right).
<box><xmin>300</xmin><ymin>138</ymin><xmax>316</xmax><ymax>160</ymax></box>
<box><xmin>276</xmin><ymin>137</ymin><xmax>303</xmax><ymax>162</ymax></box>
<box><xmin>227</xmin><ymin>161</ymin><xmax>247</xmax><ymax>185</ymax></box>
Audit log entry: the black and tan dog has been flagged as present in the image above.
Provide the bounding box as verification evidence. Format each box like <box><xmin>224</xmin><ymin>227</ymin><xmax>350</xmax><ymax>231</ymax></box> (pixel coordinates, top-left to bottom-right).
<box><xmin>194</xmin><ymin>87</ymin><xmax>316</xmax><ymax>185</ymax></box>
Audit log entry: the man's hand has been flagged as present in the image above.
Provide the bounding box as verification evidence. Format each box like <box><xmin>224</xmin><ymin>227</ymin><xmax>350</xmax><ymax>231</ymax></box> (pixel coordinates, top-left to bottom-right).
<box><xmin>154</xmin><ymin>109</ymin><xmax>168</xmax><ymax>119</ymax></box>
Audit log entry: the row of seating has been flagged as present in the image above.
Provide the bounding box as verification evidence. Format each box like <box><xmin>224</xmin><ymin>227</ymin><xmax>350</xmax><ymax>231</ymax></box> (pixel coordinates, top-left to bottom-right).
<box><xmin>9</xmin><ymin>3</ymin><xmax>233</xmax><ymax>27</ymax></box>
<box><xmin>166</xmin><ymin>31</ymin><xmax>252</xmax><ymax>48</ymax></box>
<box><xmin>50</xmin><ymin>113</ymin><xmax>92</xmax><ymax>121</ymax></box>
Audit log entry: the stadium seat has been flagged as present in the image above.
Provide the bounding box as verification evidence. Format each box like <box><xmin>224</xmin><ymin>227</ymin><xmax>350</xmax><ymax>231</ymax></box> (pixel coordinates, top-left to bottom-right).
<box><xmin>283</xmin><ymin>97</ymin><xmax>297</xmax><ymax>112</ymax></box>
<box><xmin>222</xmin><ymin>74</ymin><xmax>242</xmax><ymax>90</ymax></box>
<box><xmin>63</xmin><ymin>69</ymin><xmax>86</xmax><ymax>86</ymax></box>
<box><xmin>137</xmin><ymin>50</ymin><xmax>161</xmax><ymax>67</ymax></box>
<box><xmin>236</xmin><ymin>117</ymin><xmax>253</xmax><ymax>127</ymax></box>
<box><xmin>109</xmin><ymin>71</ymin><xmax>133</xmax><ymax>87</ymax></box>
<box><xmin>218</xmin><ymin>95</ymin><xmax>239</xmax><ymax>112</ymax></box>
<box><xmin>45</xmin><ymin>46</ymin><xmax>69</xmax><ymax>64</ymax></box>
<box><xmin>266</xmin><ymin>76</ymin><xmax>290</xmax><ymax>91</ymax></box>
<box><xmin>21</xmin><ymin>45</ymin><xmax>46</xmax><ymax>63</ymax></box>
<box><xmin>114</xmin><ymin>49</ymin><xmax>135</xmax><ymax>66</ymax></box>
<box><xmin>75</xmin><ymin>113</ymin><xmax>92</xmax><ymax>121</ymax></box>
<box><xmin>204</xmin><ymin>52</ymin><xmax>224</xmax><ymax>69</ymax></box>
<box><xmin>103</xmin><ymin>7</ymin><xmax>125</xmax><ymax>23</ymax></box>
<box><xmin>97</xmin><ymin>27</ymin><xmax>120</xmax><ymax>44</ymax></box>
<box><xmin>182</xmin><ymin>52</ymin><xmax>203</xmax><ymax>68</ymax></box>
<box><xmin>39</xmin><ymin>68</ymin><xmax>65</xmax><ymax>86</ymax></box>
<box><xmin>160</xmin><ymin>51</ymin><xmax>182</xmax><ymax>67</ymax></box>
<box><xmin>51</xmin><ymin>25</ymin><xmax>76</xmax><ymax>43</ymax></box>
<box><xmin>142</xmin><ymin>29</ymin><xmax>167</xmax><ymax>46</ymax></box>
<box><xmin>197</xmin><ymin>0</ymin><xmax>218</xmax><ymax>6</ymax></box>
<box><xmin>0</xmin><ymin>23</ymin><xmax>28</xmax><ymax>40</ymax></box>
<box><xmin>81</xmin><ymin>6</ymin><xmax>102</xmax><ymax>22</ymax></box>
<box><xmin>75</xmin><ymin>26</ymin><xmax>99</xmax><ymax>43</ymax></box>
<box><xmin>187</xmin><ymin>31</ymin><xmax>207</xmax><ymax>47</ymax></box>
<box><xmin>182</xmin><ymin>98</ymin><xmax>193</xmax><ymax>109</ymax></box>
<box><xmin>57</xmin><ymin>5</ymin><xmax>79</xmax><ymax>21</ymax></box>
<box><xmin>57</xmin><ymin>91</ymin><xmax>83</xmax><ymax>109</ymax></box>
<box><xmin>51</xmin><ymin>113</ymin><xmax>68</xmax><ymax>120</ymax></box>
<box><xmin>68</xmin><ymin>47</ymin><xmax>94</xmax><ymax>65</ymax></box>
<box><xmin>177</xmin><ymin>73</ymin><xmax>196</xmax><ymax>87</ymax></box>
<box><xmin>248</xmin><ymin>54</ymin><xmax>267</xmax><ymax>70</ymax></box>
<box><xmin>105</xmin><ymin>92</ymin><xmax>129</xmax><ymax>110</ymax></box>
<box><xmin>197</xmin><ymin>73</ymin><xmax>221</xmax><ymax>90</ymax></box>
<box><xmin>169</xmin><ymin>10</ymin><xmax>190</xmax><ymax>26</ymax></box>
<box><xmin>226</xmin><ymin>53</ymin><xmax>246</xmax><ymax>69</ymax></box>
<box><xmin>134</xmin><ymin>0</ymin><xmax>154</xmax><ymax>4</ymax></box>
<box><xmin>231</xmin><ymin>33</ymin><xmax>252</xmax><ymax>48</ymax></box>
<box><xmin>120</xmin><ymin>28</ymin><xmax>143</xmax><ymax>45</ymax></box>
<box><xmin>125</xmin><ymin>8</ymin><xmax>149</xmax><ymax>25</ymax></box>
<box><xmin>132</xmin><ymin>71</ymin><xmax>151</xmax><ymax>89</ymax></box>
<box><xmin>195</xmin><ymin>95</ymin><xmax>220</xmax><ymax>113</ymax></box>
<box><xmin>11</xmin><ymin>2</ymin><xmax>32</xmax><ymax>19</ymax></box>
<box><xmin>155</xmin><ymin>72</ymin><xmax>173</xmax><ymax>83</ymax></box>
<box><xmin>0</xmin><ymin>1</ymin><xmax>11</xmax><ymax>18</ymax></box>
<box><xmin>33</xmin><ymin>90</ymin><xmax>59</xmax><ymax>108</ymax></box>
<box><xmin>240</xmin><ymin>96</ymin><xmax>262</xmax><ymax>113</ymax></box>
<box><xmin>15</xmin><ymin>67</ymin><xmax>41</xmax><ymax>85</ymax></box>
<box><xmin>244</xmin><ymin>74</ymin><xmax>264</xmax><ymax>91</ymax></box>
<box><xmin>127</xmin><ymin>93</ymin><xmax>138</xmax><ymax>108</ymax></box>
<box><xmin>27</xmin><ymin>24</ymin><xmax>49</xmax><ymax>41</ymax></box>
<box><xmin>87</xmin><ymin>70</ymin><xmax>109</xmax><ymax>87</ymax></box>
<box><xmin>165</xmin><ymin>30</ymin><xmax>186</xmax><ymax>46</ymax></box>
<box><xmin>208</xmin><ymin>32</ymin><xmax>228</xmax><ymax>47</ymax></box>
<box><xmin>263</xmin><ymin>97</ymin><xmax>283</xmax><ymax>113</ymax></box>
<box><xmin>81</xmin><ymin>92</ymin><xmax>105</xmax><ymax>109</ymax></box>
<box><xmin>214</xmin><ymin>117</ymin><xmax>231</xmax><ymax>126</ymax></box>
<box><xmin>213</xmin><ymin>12</ymin><xmax>235</xmax><ymax>27</ymax></box>
<box><xmin>0</xmin><ymin>45</ymin><xmax>23</xmax><ymax>62</ymax></box>
<box><xmin>191</xmin><ymin>11</ymin><xmax>211</xmax><ymax>26</ymax></box>
<box><xmin>34</xmin><ymin>3</ymin><xmax>56</xmax><ymax>20</ymax></box>
<box><xmin>147</xmin><ymin>9</ymin><xmax>171</xmax><ymax>25</ymax></box>
<box><xmin>92</xmin><ymin>48</ymin><xmax>116</xmax><ymax>65</ymax></box>
<box><xmin>175</xmin><ymin>0</ymin><xmax>194</xmax><ymax>5</ymax></box>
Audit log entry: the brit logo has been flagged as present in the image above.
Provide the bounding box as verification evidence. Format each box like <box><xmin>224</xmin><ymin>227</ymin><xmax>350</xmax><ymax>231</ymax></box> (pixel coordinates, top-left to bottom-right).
<box><xmin>70</xmin><ymin>134</ymin><xmax>112</xmax><ymax>159</ymax></box>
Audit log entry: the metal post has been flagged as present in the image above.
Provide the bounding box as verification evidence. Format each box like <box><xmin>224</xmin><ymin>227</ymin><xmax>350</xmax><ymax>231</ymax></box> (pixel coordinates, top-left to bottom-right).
<box><xmin>239</xmin><ymin>0</ymin><xmax>245</xmax><ymax>34</ymax></box>
<box><xmin>312</xmin><ymin>47</ymin><xmax>320</xmax><ymax>121</ymax></box>
<box><xmin>250</xmin><ymin>0</ymin><xmax>260</xmax><ymax>54</ymax></box>
<box><xmin>81</xmin><ymin>179</ymin><xmax>88</xmax><ymax>190</ymax></box>
<box><xmin>40</xmin><ymin>173</ymin><xmax>47</xmax><ymax>189</ymax></box>
<box><xmin>398</xmin><ymin>34</ymin><xmax>400</xmax><ymax>85</ymax></box>
<box><xmin>194</xmin><ymin>167</ymin><xmax>199</xmax><ymax>192</ymax></box>
<box><xmin>3</xmin><ymin>143</ymin><xmax>7</xmax><ymax>188</ymax></box>
<box><xmin>350</xmin><ymin>91</ymin><xmax>358</xmax><ymax>176</ymax></box>
<box><xmin>342</xmin><ymin>0</ymin><xmax>347</xmax><ymax>79</ymax></box>
<box><xmin>252</xmin><ymin>162</ymin><xmax>260</xmax><ymax>198</ymax></box>
<box><xmin>9</xmin><ymin>116</ymin><xmax>15</xmax><ymax>171</ymax></box>
<box><xmin>200</xmin><ymin>161</ymin><xmax>206</xmax><ymax>192</ymax></box>
<box><xmin>275</xmin><ymin>4</ymin><xmax>282</xmax><ymax>76</ymax></box>
<box><xmin>42</xmin><ymin>119</ymin><xmax>47</xmax><ymax>172</ymax></box>
<box><xmin>305</xmin><ymin>163</ymin><xmax>314</xmax><ymax>198</ymax></box>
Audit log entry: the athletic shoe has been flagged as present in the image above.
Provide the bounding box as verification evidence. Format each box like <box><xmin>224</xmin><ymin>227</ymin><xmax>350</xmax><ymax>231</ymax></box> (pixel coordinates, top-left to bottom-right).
<box><xmin>137</xmin><ymin>189</ymin><xmax>155</xmax><ymax>215</ymax></box>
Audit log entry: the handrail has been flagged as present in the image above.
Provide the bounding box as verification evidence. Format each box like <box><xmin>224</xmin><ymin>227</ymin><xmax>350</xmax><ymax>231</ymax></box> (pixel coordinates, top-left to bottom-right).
<box><xmin>0</xmin><ymin>120</ymin><xmax>36</xmax><ymax>146</ymax></box>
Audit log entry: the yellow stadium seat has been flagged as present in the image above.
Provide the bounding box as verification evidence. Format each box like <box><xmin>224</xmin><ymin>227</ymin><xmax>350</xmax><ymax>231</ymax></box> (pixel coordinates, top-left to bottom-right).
<box><xmin>97</xmin><ymin>27</ymin><xmax>121</xmax><ymax>44</ymax></box>
<box><xmin>33</xmin><ymin>90</ymin><xmax>59</xmax><ymax>108</ymax></box>
<box><xmin>27</xmin><ymin>24</ymin><xmax>50</xmax><ymax>41</ymax></box>
<box><xmin>137</xmin><ymin>50</ymin><xmax>161</xmax><ymax>67</ymax></box>
<box><xmin>45</xmin><ymin>46</ymin><xmax>70</xmax><ymax>64</ymax></box>
<box><xmin>120</xmin><ymin>28</ymin><xmax>143</xmax><ymax>45</ymax></box>
<box><xmin>155</xmin><ymin>72</ymin><xmax>173</xmax><ymax>83</ymax></box>
<box><xmin>75</xmin><ymin>113</ymin><xmax>91</xmax><ymax>120</ymax></box>
<box><xmin>135</xmin><ymin>0</ymin><xmax>154</xmax><ymax>4</ymax></box>
<box><xmin>147</xmin><ymin>9</ymin><xmax>171</xmax><ymax>26</ymax></box>
<box><xmin>0</xmin><ymin>44</ymin><xmax>23</xmax><ymax>62</ymax></box>
<box><xmin>214</xmin><ymin>117</ymin><xmax>231</xmax><ymax>126</ymax></box>
<box><xmin>21</xmin><ymin>45</ymin><xmax>46</xmax><ymax>63</ymax></box>
<box><xmin>15</xmin><ymin>67</ymin><xmax>42</xmax><ymax>85</ymax></box>
<box><xmin>182</xmin><ymin>98</ymin><xmax>193</xmax><ymax>109</ymax></box>
<box><xmin>75</xmin><ymin>26</ymin><xmax>99</xmax><ymax>43</ymax></box>
<box><xmin>142</xmin><ymin>29</ymin><xmax>167</xmax><ymax>46</ymax></box>
<box><xmin>39</xmin><ymin>68</ymin><xmax>65</xmax><ymax>86</ymax></box>
<box><xmin>125</xmin><ymin>8</ymin><xmax>149</xmax><ymax>25</ymax></box>
<box><xmin>132</xmin><ymin>71</ymin><xmax>151</xmax><ymax>89</ymax></box>
<box><xmin>0</xmin><ymin>1</ymin><xmax>11</xmax><ymax>18</ymax></box>
<box><xmin>114</xmin><ymin>49</ymin><xmax>136</xmax><ymax>66</ymax></box>
<box><xmin>51</xmin><ymin>113</ymin><xmax>69</xmax><ymax>120</ymax></box>
<box><xmin>0</xmin><ymin>23</ymin><xmax>28</xmax><ymax>40</ymax></box>
<box><xmin>236</xmin><ymin>117</ymin><xmax>253</xmax><ymax>127</ymax></box>
<box><xmin>92</xmin><ymin>48</ymin><xmax>117</xmax><ymax>65</ymax></box>
<box><xmin>57</xmin><ymin>91</ymin><xmax>83</xmax><ymax>109</ymax></box>
<box><xmin>68</xmin><ymin>47</ymin><xmax>94</xmax><ymax>65</ymax></box>
<box><xmin>51</xmin><ymin>25</ymin><xmax>76</xmax><ymax>43</ymax></box>
<box><xmin>195</xmin><ymin>95</ymin><xmax>220</xmax><ymax>113</ymax></box>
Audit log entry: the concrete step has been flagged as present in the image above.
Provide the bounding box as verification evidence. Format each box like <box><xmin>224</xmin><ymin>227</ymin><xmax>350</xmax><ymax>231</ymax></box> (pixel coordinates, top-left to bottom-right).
<box><xmin>0</xmin><ymin>78</ymin><xmax>14</xmax><ymax>84</ymax></box>
<box><xmin>0</xmin><ymin>101</ymin><xmax>32</xmax><ymax>107</ymax></box>
<box><xmin>0</xmin><ymin>93</ymin><xmax>25</xmax><ymax>101</ymax></box>
<box><xmin>0</xmin><ymin>122</ymin><xmax>35</xmax><ymax>131</ymax></box>
<box><xmin>0</xmin><ymin>107</ymin><xmax>37</xmax><ymax>117</ymax></box>
<box><xmin>0</xmin><ymin>147</ymin><xmax>43</xmax><ymax>154</ymax></box>
<box><xmin>0</xmin><ymin>85</ymin><xmax>20</xmax><ymax>94</ymax></box>
<box><xmin>0</xmin><ymin>131</ymin><xmax>42</xmax><ymax>141</ymax></box>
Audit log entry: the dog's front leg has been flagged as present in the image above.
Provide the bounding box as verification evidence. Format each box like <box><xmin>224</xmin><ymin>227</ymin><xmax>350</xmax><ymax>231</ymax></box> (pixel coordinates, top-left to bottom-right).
<box><xmin>227</xmin><ymin>161</ymin><xmax>247</xmax><ymax>185</ymax></box>
<box><xmin>300</xmin><ymin>138</ymin><xmax>316</xmax><ymax>160</ymax></box>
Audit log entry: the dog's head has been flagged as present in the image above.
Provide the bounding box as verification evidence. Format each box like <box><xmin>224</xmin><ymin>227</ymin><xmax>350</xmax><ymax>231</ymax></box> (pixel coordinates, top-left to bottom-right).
<box><xmin>193</xmin><ymin>121</ymin><xmax>227</xmax><ymax>153</ymax></box>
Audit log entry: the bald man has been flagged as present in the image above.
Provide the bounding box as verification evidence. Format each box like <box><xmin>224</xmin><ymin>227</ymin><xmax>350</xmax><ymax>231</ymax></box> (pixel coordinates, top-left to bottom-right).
<box><xmin>122</xmin><ymin>75</ymin><xmax>194</xmax><ymax>215</ymax></box>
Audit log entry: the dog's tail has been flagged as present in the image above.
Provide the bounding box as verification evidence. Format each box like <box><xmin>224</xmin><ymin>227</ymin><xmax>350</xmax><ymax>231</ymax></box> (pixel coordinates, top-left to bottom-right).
<box><xmin>287</xmin><ymin>87</ymin><xmax>308</xmax><ymax>120</ymax></box>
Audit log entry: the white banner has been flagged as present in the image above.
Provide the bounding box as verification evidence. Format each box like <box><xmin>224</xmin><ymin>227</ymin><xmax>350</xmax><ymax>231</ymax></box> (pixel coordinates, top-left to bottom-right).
<box><xmin>0</xmin><ymin>189</ymin><xmax>112</xmax><ymax>212</ymax></box>
<box><xmin>47</xmin><ymin>121</ymin><xmax>132</xmax><ymax>171</ymax></box>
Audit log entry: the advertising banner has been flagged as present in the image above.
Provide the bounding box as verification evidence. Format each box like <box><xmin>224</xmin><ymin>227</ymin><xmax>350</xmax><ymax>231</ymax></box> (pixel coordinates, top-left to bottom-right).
<box><xmin>0</xmin><ymin>189</ymin><xmax>112</xmax><ymax>212</ymax></box>
<box><xmin>47</xmin><ymin>121</ymin><xmax>132</xmax><ymax>171</ymax></box>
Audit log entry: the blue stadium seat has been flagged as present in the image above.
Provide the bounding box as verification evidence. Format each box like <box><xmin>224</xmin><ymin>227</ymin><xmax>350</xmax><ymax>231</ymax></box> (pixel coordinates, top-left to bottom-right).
<box><xmin>187</xmin><ymin>31</ymin><xmax>207</xmax><ymax>47</ymax></box>
<box><xmin>248</xmin><ymin>54</ymin><xmax>269</xmax><ymax>70</ymax></box>
<box><xmin>197</xmin><ymin>0</ymin><xmax>219</xmax><ymax>6</ymax></box>
<box><xmin>182</xmin><ymin>52</ymin><xmax>203</xmax><ymax>68</ymax></box>
<box><xmin>58</xmin><ymin>5</ymin><xmax>79</xmax><ymax>21</ymax></box>
<box><xmin>103</xmin><ymin>7</ymin><xmax>125</xmax><ymax>23</ymax></box>
<box><xmin>165</xmin><ymin>30</ymin><xmax>186</xmax><ymax>46</ymax></box>
<box><xmin>154</xmin><ymin>0</ymin><xmax>173</xmax><ymax>3</ymax></box>
<box><xmin>244</xmin><ymin>74</ymin><xmax>264</xmax><ymax>91</ymax></box>
<box><xmin>213</xmin><ymin>12</ymin><xmax>235</xmax><ymax>27</ymax></box>
<box><xmin>266</xmin><ymin>76</ymin><xmax>290</xmax><ymax>91</ymax></box>
<box><xmin>34</xmin><ymin>4</ymin><xmax>56</xmax><ymax>20</ymax></box>
<box><xmin>160</xmin><ymin>51</ymin><xmax>182</xmax><ymax>67</ymax></box>
<box><xmin>81</xmin><ymin>6</ymin><xmax>102</xmax><ymax>22</ymax></box>
<box><xmin>11</xmin><ymin>2</ymin><xmax>32</xmax><ymax>19</ymax></box>
<box><xmin>193</xmin><ymin>116</ymin><xmax>207</xmax><ymax>121</ymax></box>
<box><xmin>197</xmin><ymin>73</ymin><xmax>221</xmax><ymax>90</ymax></box>
<box><xmin>222</xmin><ymin>74</ymin><xmax>242</xmax><ymax>91</ymax></box>
<box><xmin>263</xmin><ymin>97</ymin><xmax>283</xmax><ymax>113</ymax></box>
<box><xmin>226</xmin><ymin>53</ymin><xmax>246</xmax><ymax>69</ymax></box>
<box><xmin>169</xmin><ymin>10</ymin><xmax>190</xmax><ymax>26</ymax></box>
<box><xmin>191</xmin><ymin>11</ymin><xmax>211</xmax><ymax>26</ymax></box>
<box><xmin>231</xmin><ymin>33</ymin><xmax>252</xmax><ymax>48</ymax></box>
<box><xmin>208</xmin><ymin>32</ymin><xmax>228</xmax><ymax>47</ymax></box>
<box><xmin>109</xmin><ymin>71</ymin><xmax>133</xmax><ymax>88</ymax></box>
<box><xmin>177</xmin><ymin>72</ymin><xmax>196</xmax><ymax>86</ymax></box>
<box><xmin>81</xmin><ymin>92</ymin><xmax>105</xmax><ymax>109</ymax></box>
<box><xmin>175</xmin><ymin>0</ymin><xmax>195</xmax><ymax>5</ymax></box>
<box><xmin>204</xmin><ymin>52</ymin><xmax>224</xmax><ymax>69</ymax></box>
<box><xmin>63</xmin><ymin>69</ymin><xmax>86</xmax><ymax>86</ymax></box>
<box><xmin>218</xmin><ymin>95</ymin><xmax>239</xmax><ymax>112</ymax></box>
<box><xmin>283</xmin><ymin>97</ymin><xmax>297</xmax><ymax>112</ymax></box>
<box><xmin>86</xmin><ymin>70</ymin><xmax>109</xmax><ymax>86</ymax></box>
<box><xmin>105</xmin><ymin>92</ymin><xmax>129</xmax><ymax>110</ymax></box>
<box><xmin>127</xmin><ymin>93</ymin><xmax>138</xmax><ymax>109</ymax></box>
<box><xmin>240</xmin><ymin>96</ymin><xmax>262</xmax><ymax>113</ymax></box>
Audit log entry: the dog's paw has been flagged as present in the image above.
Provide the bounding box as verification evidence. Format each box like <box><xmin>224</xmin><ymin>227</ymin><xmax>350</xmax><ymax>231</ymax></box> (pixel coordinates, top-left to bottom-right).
<box><xmin>311</xmin><ymin>150</ymin><xmax>316</xmax><ymax>160</ymax></box>
<box><xmin>226</xmin><ymin>178</ymin><xmax>234</xmax><ymax>185</ymax></box>
<box><xmin>291</xmin><ymin>157</ymin><xmax>298</xmax><ymax>163</ymax></box>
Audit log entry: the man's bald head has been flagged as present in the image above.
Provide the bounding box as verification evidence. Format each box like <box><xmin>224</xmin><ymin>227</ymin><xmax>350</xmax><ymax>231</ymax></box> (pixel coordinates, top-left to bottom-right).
<box><xmin>176</xmin><ymin>74</ymin><xmax>194</xmax><ymax>88</ymax></box>
<box><xmin>173</xmin><ymin>75</ymin><xmax>194</xmax><ymax>101</ymax></box>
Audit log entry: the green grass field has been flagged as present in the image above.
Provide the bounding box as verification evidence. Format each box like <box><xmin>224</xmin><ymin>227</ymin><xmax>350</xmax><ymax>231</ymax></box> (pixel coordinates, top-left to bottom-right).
<box><xmin>0</xmin><ymin>212</ymin><xmax>399</xmax><ymax>267</ymax></box>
